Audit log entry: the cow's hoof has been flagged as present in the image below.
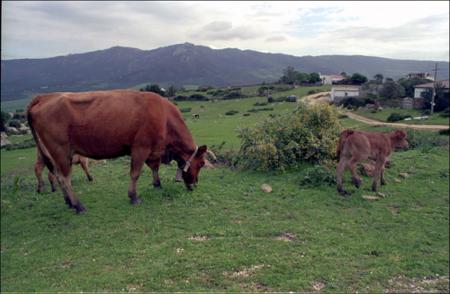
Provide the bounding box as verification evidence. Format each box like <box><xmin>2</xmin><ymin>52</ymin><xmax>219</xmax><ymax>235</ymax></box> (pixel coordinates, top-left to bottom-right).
<box><xmin>75</xmin><ymin>204</ymin><xmax>86</xmax><ymax>214</ymax></box>
<box><xmin>64</xmin><ymin>197</ymin><xmax>74</xmax><ymax>208</ymax></box>
<box><xmin>338</xmin><ymin>188</ymin><xmax>350</xmax><ymax>197</ymax></box>
<box><xmin>87</xmin><ymin>176</ymin><xmax>94</xmax><ymax>182</ymax></box>
<box><xmin>153</xmin><ymin>182</ymin><xmax>162</xmax><ymax>188</ymax></box>
<box><xmin>130</xmin><ymin>198</ymin><xmax>142</xmax><ymax>205</ymax></box>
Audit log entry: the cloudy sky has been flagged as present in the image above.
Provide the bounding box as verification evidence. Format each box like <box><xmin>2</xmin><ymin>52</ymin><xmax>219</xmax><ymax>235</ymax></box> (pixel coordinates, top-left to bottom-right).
<box><xmin>2</xmin><ymin>1</ymin><xmax>449</xmax><ymax>61</ymax></box>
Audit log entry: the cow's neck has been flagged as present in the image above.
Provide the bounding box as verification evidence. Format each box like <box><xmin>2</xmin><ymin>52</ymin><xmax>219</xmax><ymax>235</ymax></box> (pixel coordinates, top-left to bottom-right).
<box><xmin>167</xmin><ymin>124</ymin><xmax>197</xmax><ymax>163</ymax></box>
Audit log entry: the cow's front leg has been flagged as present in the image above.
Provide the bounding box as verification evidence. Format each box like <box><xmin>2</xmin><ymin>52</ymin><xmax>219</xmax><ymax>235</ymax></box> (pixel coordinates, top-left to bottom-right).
<box><xmin>128</xmin><ymin>147</ymin><xmax>149</xmax><ymax>205</ymax></box>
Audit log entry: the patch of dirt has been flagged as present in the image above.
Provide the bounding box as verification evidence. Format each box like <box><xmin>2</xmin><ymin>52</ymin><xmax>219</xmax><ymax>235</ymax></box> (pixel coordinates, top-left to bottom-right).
<box><xmin>274</xmin><ymin>232</ymin><xmax>296</xmax><ymax>242</ymax></box>
<box><xmin>240</xmin><ymin>282</ymin><xmax>270</xmax><ymax>292</ymax></box>
<box><xmin>224</xmin><ymin>264</ymin><xmax>269</xmax><ymax>279</ymax></box>
<box><xmin>188</xmin><ymin>235</ymin><xmax>209</xmax><ymax>241</ymax></box>
<box><xmin>312</xmin><ymin>281</ymin><xmax>326</xmax><ymax>291</ymax></box>
<box><xmin>387</xmin><ymin>206</ymin><xmax>400</xmax><ymax>215</ymax></box>
<box><xmin>126</xmin><ymin>283</ymin><xmax>143</xmax><ymax>292</ymax></box>
<box><xmin>385</xmin><ymin>275</ymin><xmax>449</xmax><ymax>293</ymax></box>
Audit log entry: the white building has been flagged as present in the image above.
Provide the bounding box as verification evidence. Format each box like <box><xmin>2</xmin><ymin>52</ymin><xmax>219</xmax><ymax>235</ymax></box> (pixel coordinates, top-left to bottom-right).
<box><xmin>331</xmin><ymin>85</ymin><xmax>361</xmax><ymax>103</ymax></box>
<box><xmin>320</xmin><ymin>74</ymin><xmax>345</xmax><ymax>85</ymax></box>
<box><xmin>414</xmin><ymin>80</ymin><xmax>449</xmax><ymax>99</ymax></box>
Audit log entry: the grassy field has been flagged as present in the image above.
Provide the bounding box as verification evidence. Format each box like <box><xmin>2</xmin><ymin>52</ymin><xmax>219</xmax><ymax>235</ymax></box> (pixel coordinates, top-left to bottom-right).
<box><xmin>1</xmin><ymin>85</ymin><xmax>449</xmax><ymax>292</ymax></box>
<box><xmin>355</xmin><ymin>107</ymin><xmax>449</xmax><ymax>126</ymax></box>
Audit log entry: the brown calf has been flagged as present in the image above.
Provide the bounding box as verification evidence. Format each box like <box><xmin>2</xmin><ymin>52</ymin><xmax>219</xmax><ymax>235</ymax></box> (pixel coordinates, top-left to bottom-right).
<box><xmin>35</xmin><ymin>150</ymin><xmax>93</xmax><ymax>193</ymax></box>
<box><xmin>336</xmin><ymin>129</ymin><xmax>409</xmax><ymax>195</ymax></box>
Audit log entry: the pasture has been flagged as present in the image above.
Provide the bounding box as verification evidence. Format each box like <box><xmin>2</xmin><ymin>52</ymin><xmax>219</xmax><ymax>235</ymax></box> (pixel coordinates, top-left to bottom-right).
<box><xmin>1</xmin><ymin>86</ymin><xmax>449</xmax><ymax>292</ymax></box>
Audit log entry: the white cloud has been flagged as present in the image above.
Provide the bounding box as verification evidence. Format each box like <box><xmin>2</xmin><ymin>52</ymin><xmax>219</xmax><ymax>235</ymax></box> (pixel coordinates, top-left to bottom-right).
<box><xmin>1</xmin><ymin>1</ymin><xmax>449</xmax><ymax>61</ymax></box>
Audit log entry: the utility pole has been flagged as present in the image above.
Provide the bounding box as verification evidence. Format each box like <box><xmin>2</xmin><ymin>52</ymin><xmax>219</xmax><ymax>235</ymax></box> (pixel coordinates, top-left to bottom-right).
<box><xmin>431</xmin><ymin>63</ymin><xmax>438</xmax><ymax>114</ymax></box>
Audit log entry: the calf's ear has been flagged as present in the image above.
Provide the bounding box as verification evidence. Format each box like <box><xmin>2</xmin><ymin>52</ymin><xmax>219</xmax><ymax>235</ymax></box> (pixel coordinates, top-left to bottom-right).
<box><xmin>395</xmin><ymin>130</ymin><xmax>406</xmax><ymax>139</ymax></box>
<box><xmin>197</xmin><ymin>145</ymin><xmax>208</xmax><ymax>157</ymax></box>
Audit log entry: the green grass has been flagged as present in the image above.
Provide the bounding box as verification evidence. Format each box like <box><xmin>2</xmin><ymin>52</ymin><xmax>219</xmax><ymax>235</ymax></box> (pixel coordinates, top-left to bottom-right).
<box><xmin>355</xmin><ymin>107</ymin><xmax>450</xmax><ymax>125</ymax></box>
<box><xmin>1</xmin><ymin>86</ymin><xmax>448</xmax><ymax>292</ymax></box>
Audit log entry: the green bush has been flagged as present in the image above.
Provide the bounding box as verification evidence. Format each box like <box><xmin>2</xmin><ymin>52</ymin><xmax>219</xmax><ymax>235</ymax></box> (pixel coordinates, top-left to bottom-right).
<box><xmin>406</xmin><ymin>129</ymin><xmax>449</xmax><ymax>150</ymax></box>
<box><xmin>247</xmin><ymin>107</ymin><xmax>274</xmax><ymax>113</ymax></box>
<box><xmin>180</xmin><ymin>107</ymin><xmax>192</xmax><ymax>113</ymax></box>
<box><xmin>189</xmin><ymin>94</ymin><xmax>208</xmax><ymax>101</ymax></box>
<box><xmin>387</xmin><ymin>113</ymin><xmax>412</xmax><ymax>122</ymax></box>
<box><xmin>440</xmin><ymin>108</ymin><xmax>449</xmax><ymax>117</ymax></box>
<box><xmin>438</xmin><ymin>129</ymin><xmax>449</xmax><ymax>136</ymax></box>
<box><xmin>237</xmin><ymin>102</ymin><xmax>341</xmax><ymax>171</ymax></box>
<box><xmin>253</xmin><ymin>102</ymin><xmax>268</xmax><ymax>106</ymax></box>
<box><xmin>2</xmin><ymin>139</ymin><xmax>36</xmax><ymax>150</ymax></box>
<box><xmin>339</xmin><ymin>97</ymin><xmax>366</xmax><ymax>109</ymax></box>
<box><xmin>299</xmin><ymin>165</ymin><xmax>336</xmax><ymax>187</ymax></box>
<box><xmin>308</xmin><ymin>89</ymin><xmax>319</xmax><ymax>95</ymax></box>
<box><xmin>225</xmin><ymin>110</ymin><xmax>239</xmax><ymax>116</ymax></box>
<box><xmin>8</xmin><ymin>120</ymin><xmax>21</xmax><ymax>128</ymax></box>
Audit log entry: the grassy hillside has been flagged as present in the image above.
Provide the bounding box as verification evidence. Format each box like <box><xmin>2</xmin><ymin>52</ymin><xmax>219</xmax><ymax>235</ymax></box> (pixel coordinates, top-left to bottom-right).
<box><xmin>1</xmin><ymin>85</ymin><xmax>449</xmax><ymax>292</ymax></box>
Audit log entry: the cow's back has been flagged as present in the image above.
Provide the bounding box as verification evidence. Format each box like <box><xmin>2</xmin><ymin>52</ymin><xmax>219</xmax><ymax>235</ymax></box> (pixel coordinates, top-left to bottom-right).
<box><xmin>28</xmin><ymin>90</ymin><xmax>172</xmax><ymax>159</ymax></box>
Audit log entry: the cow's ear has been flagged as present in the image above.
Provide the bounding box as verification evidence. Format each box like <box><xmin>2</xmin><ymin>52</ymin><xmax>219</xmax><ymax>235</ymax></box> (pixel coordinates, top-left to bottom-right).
<box><xmin>196</xmin><ymin>145</ymin><xmax>207</xmax><ymax>157</ymax></box>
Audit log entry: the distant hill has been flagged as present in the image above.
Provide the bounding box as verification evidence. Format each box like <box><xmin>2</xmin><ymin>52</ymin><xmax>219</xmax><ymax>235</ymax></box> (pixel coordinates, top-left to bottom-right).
<box><xmin>1</xmin><ymin>43</ymin><xmax>449</xmax><ymax>101</ymax></box>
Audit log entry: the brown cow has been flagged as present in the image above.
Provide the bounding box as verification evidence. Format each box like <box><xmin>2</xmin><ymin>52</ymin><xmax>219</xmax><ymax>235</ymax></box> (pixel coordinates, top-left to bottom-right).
<box><xmin>336</xmin><ymin>129</ymin><xmax>409</xmax><ymax>195</ymax></box>
<box><xmin>35</xmin><ymin>149</ymin><xmax>93</xmax><ymax>193</ymax></box>
<box><xmin>27</xmin><ymin>90</ymin><xmax>207</xmax><ymax>214</ymax></box>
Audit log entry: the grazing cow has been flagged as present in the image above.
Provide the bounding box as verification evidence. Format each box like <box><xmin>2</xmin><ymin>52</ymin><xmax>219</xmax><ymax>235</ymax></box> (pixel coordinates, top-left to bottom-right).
<box><xmin>336</xmin><ymin>129</ymin><xmax>408</xmax><ymax>195</ymax></box>
<box><xmin>35</xmin><ymin>149</ymin><xmax>93</xmax><ymax>193</ymax></box>
<box><xmin>27</xmin><ymin>90</ymin><xmax>207</xmax><ymax>214</ymax></box>
<box><xmin>192</xmin><ymin>113</ymin><xmax>200</xmax><ymax>119</ymax></box>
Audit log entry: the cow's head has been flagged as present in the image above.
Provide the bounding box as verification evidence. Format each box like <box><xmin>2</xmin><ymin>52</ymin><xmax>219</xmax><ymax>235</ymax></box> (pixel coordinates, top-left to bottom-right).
<box><xmin>390</xmin><ymin>130</ymin><xmax>409</xmax><ymax>150</ymax></box>
<box><xmin>180</xmin><ymin>145</ymin><xmax>208</xmax><ymax>190</ymax></box>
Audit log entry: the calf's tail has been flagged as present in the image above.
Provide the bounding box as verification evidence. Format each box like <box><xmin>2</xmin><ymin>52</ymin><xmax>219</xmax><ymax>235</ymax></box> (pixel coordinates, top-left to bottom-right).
<box><xmin>336</xmin><ymin>129</ymin><xmax>354</xmax><ymax>159</ymax></box>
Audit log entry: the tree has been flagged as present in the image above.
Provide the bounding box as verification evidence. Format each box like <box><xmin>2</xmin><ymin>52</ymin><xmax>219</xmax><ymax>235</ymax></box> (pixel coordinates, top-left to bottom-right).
<box><xmin>141</xmin><ymin>84</ymin><xmax>165</xmax><ymax>96</ymax></box>
<box><xmin>166</xmin><ymin>85</ymin><xmax>177</xmax><ymax>97</ymax></box>
<box><xmin>308</xmin><ymin>72</ymin><xmax>321</xmax><ymax>83</ymax></box>
<box><xmin>373</xmin><ymin>73</ymin><xmax>384</xmax><ymax>84</ymax></box>
<box><xmin>280</xmin><ymin>66</ymin><xmax>297</xmax><ymax>84</ymax></box>
<box><xmin>349</xmin><ymin>73</ymin><xmax>368</xmax><ymax>85</ymax></box>
<box><xmin>380</xmin><ymin>80</ymin><xmax>405</xmax><ymax>99</ymax></box>
<box><xmin>397</xmin><ymin>77</ymin><xmax>432</xmax><ymax>98</ymax></box>
<box><xmin>0</xmin><ymin>111</ymin><xmax>10</xmax><ymax>132</ymax></box>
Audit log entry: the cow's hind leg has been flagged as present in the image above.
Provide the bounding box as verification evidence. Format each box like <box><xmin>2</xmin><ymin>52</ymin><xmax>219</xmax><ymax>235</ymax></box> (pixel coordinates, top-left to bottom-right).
<box><xmin>145</xmin><ymin>158</ymin><xmax>161</xmax><ymax>188</ymax></box>
<box><xmin>35</xmin><ymin>155</ymin><xmax>45</xmax><ymax>193</ymax></box>
<box><xmin>128</xmin><ymin>147</ymin><xmax>150</xmax><ymax>205</ymax></box>
<box><xmin>48</xmin><ymin>171</ymin><xmax>57</xmax><ymax>192</ymax></box>
<box><xmin>80</xmin><ymin>158</ymin><xmax>94</xmax><ymax>181</ymax></box>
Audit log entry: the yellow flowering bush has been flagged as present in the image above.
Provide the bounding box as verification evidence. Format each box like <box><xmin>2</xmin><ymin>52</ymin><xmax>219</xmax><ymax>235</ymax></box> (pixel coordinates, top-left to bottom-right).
<box><xmin>237</xmin><ymin>102</ymin><xmax>341</xmax><ymax>171</ymax></box>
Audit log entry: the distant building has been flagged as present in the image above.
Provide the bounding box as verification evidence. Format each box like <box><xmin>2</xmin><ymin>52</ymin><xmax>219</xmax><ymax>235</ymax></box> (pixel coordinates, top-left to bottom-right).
<box><xmin>320</xmin><ymin>74</ymin><xmax>345</xmax><ymax>85</ymax></box>
<box><xmin>413</xmin><ymin>79</ymin><xmax>449</xmax><ymax>99</ymax></box>
<box><xmin>407</xmin><ymin>72</ymin><xmax>434</xmax><ymax>81</ymax></box>
<box><xmin>331</xmin><ymin>85</ymin><xmax>360</xmax><ymax>103</ymax></box>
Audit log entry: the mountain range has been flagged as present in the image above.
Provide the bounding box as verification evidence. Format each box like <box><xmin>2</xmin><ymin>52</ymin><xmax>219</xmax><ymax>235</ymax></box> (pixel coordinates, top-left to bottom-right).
<box><xmin>1</xmin><ymin>42</ymin><xmax>449</xmax><ymax>101</ymax></box>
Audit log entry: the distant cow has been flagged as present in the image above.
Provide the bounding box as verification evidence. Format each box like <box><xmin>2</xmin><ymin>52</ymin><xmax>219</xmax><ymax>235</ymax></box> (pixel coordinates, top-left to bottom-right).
<box><xmin>27</xmin><ymin>90</ymin><xmax>207</xmax><ymax>214</ymax></box>
<box><xmin>336</xmin><ymin>129</ymin><xmax>408</xmax><ymax>195</ymax></box>
<box><xmin>35</xmin><ymin>150</ymin><xmax>93</xmax><ymax>193</ymax></box>
<box><xmin>192</xmin><ymin>113</ymin><xmax>200</xmax><ymax>119</ymax></box>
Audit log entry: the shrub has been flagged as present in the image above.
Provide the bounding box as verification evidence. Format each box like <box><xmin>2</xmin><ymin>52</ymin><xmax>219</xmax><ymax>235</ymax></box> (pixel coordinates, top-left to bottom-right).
<box><xmin>339</xmin><ymin>97</ymin><xmax>366</xmax><ymax>109</ymax></box>
<box><xmin>8</xmin><ymin>120</ymin><xmax>21</xmax><ymax>128</ymax></box>
<box><xmin>180</xmin><ymin>107</ymin><xmax>192</xmax><ymax>113</ymax></box>
<box><xmin>338</xmin><ymin>114</ymin><xmax>348</xmax><ymax>119</ymax></box>
<box><xmin>406</xmin><ymin>129</ymin><xmax>449</xmax><ymax>150</ymax></box>
<box><xmin>308</xmin><ymin>89</ymin><xmax>319</xmax><ymax>95</ymax></box>
<box><xmin>3</xmin><ymin>139</ymin><xmax>36</xmax><ymax>150</ymax></box>
<box><xmin>254</xmin><ymin>102</ymin><xmax>268</xmax><ymax>106</ymax></box>
<box><xmin>247</xmin><ymin>107</ymin><xmax>274</xmax><ymax>113</ymax></box>
<box><xmin>173</xmin><ymin>95</ymin><xmax>188</xmax><ymax>101</ymax></box>
<box><xmin>387</xmin><ymin>113</ymin><xmax>412</xmax><ymax>122</ymax></box>
<box><xmin>267</xmin><ymin>96</ymin><xmax>274</xmax><ymax>103</ymax></box>
<box><xmin>223</xmin><ymin>91</ymin><xmax>245</xmax><ymax>100</ymax></box>
<box><xmin>439</xmin><ymin>129</ymin><xmax>449</xmax><ymax>136</ymax></box>
<box><xmin>299</xmin><ymin>165</ymin><xmax>336</xmax><ymax>187</ymax></box>
<box><xmin>285</xmin><ymin>96</ymin><xmax>297</xmax><ymax>102</ymax></box>
<box><xmin>440</xmin><ymin>108</ymin><xmax>450</xmax><ymax>117</ymax></box>
<box><xmin>225</xmin><ymin>110</ymin><xmax>239</xmax><ymax>116</ymax></box>
<box><xmin>189</xmin><ymin>94</ymin><xmax>208</xmax><ymax>101</ymax></box>
<box><xmin>243</xmin><ymin>113</ymin><xmax>250</xmax><ymax>116</ymax></box>
<box><xmin>237</xmin><ymin>102</ymin><xmax>341</xmax><ymax>171</ymax></box>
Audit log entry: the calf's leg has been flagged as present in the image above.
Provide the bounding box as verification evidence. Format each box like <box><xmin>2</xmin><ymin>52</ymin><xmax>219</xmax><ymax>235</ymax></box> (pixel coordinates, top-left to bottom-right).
<box><xmin>348</xmin><ymin>157</ymin><xmax>363</xmax><ymax>188</ymax></box>
<box><xmin>145</xmin><ymin>158</ymin><xmax>161</xmax><ymax>188</ymax></box>
<box><xmin>336</xmin><ymin>158</ymin><xmax>349</xmax><ymax>195</ymax></box>
<box><xmin>372</xmin><ymin>157</ymin><xmax>386</xmax><ymax>192</ymax></box>
<box><xmin>79</xmin><ymin>158</ymin><xmax>94</xmax><ymax>181</ymax></box>
<box><xmin>48</xmin><ymin>171</ymin><xmax>57</xmax><ymax>192</ymax></box>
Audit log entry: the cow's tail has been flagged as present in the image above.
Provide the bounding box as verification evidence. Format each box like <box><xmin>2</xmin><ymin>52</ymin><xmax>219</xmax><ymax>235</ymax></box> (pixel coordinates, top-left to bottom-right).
<box><xmin>27</xmin><ymin>98</ymin><xmax>56</xmax><ymax>174</ymax></box>
<box><xmin>336</xmin><ymin>129</ymin><xmax>354</xmax><ymax>159</ymax></box>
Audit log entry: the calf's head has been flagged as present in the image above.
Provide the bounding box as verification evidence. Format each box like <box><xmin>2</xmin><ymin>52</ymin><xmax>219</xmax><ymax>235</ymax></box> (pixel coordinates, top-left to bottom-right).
<box><xmin>181</xmin><ymin>145</ymin><xmax>208</xmax><ymax>190</ymax></box>
<box><xmin>390</xmin><ymin>130</ymin><xmax>409</xmax><ymax>150</ymax></box>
